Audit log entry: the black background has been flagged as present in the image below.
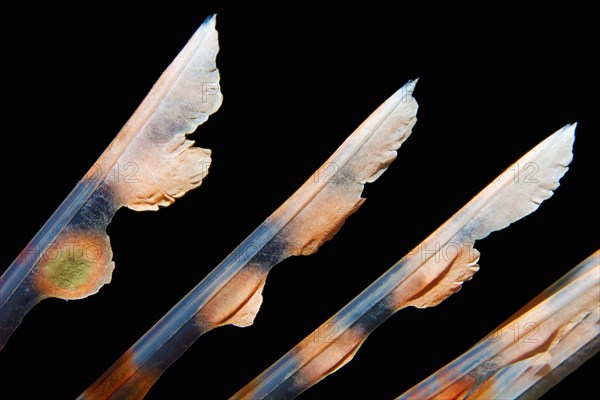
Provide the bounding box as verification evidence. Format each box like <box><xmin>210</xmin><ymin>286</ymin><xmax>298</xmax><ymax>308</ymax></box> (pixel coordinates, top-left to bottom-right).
<box><xmin>1</xmin><ymin>2</ymin><xmax>597</xmax><ymax>399</ymax></box>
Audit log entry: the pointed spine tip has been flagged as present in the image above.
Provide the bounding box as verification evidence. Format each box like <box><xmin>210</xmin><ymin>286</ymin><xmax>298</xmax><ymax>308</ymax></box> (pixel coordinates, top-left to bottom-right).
<box><xmin>569</xmin><ymin>121</ymin><xmax>578</xmax><ymax>135</ymax></box>
<box><xmin>391</xmin><ymin>79</ymin><xmax>418</xmax><ymax>104</ymax></box>
<box><xmin>560</xmin><ymin>122</ymin><xmax>577</xmax><ymax>142</ymax></box>
<box><xmin>548</xmin><ymin>123</ymin><xmax>576</xmax><ymax>144</ymax></box>
<box><xmin>203</xmin><ymin>14</ymin><xmax>217</xmax><ymax>28</ymax></box>
<box><xmin>404</xmin><ymin>78</ymin><xmax>419</xmax><ymax>96</ymax></box>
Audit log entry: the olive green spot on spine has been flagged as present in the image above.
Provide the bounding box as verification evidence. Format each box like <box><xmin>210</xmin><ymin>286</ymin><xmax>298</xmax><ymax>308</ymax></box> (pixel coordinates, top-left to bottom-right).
<box><xmin>44</xmin><ymin>254</ymin><xmax>92</xmax><ymax>291</ymax></box>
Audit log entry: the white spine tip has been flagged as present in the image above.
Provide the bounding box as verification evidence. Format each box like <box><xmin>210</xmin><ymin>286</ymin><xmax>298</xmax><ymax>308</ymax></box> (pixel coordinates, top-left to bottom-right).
<box><xmin>560</xmin><ymin>123</ymin><xmax>577</xmax><ymax>143</ymax></box>
<box><xmin>203</xmin><ymin>14</ymin><xmax>217</xmax><ymax>28</ymax></box>
<box><xmin>403</xmin><ymin>78</ymin><xmax>419</xmax><ymax>95</ymax></box>
<box><xmin>569</xmin><ymin>121</ymin><xmax>578</xmax><ymax>134</ymax></box>
<box><xmin>392</xmin><ymin>79</ymin><xmax>418</xmax><ymax>103</ymax></box>
<box><xmin>548</xmin><ymin>123</ymin><xmax>576</xmax><ymax>146</ymax></box>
